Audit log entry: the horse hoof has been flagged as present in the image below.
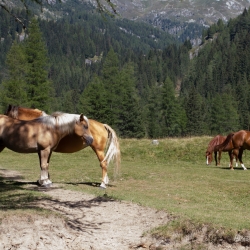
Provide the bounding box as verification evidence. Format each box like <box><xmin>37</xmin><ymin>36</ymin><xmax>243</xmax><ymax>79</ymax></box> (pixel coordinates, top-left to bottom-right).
<box><xmin>37</xmin><ymin>179</ymin><xmax>52</xmax><ymax>187</ymax></box>
<box><xmin>41</xmin><ymin>183</ymin><xmax>53</xmax><ymax>188</ymax></box>
<box><xmin>100</xmin><ymin>182</ymin><xmax>106</xmax><ymax>189</ymax></box>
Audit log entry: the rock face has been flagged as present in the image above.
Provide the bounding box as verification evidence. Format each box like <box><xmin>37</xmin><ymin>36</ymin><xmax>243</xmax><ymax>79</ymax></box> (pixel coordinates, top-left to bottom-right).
<box><xmin>88</xmin><ymin>0</ymin><xmax>250</xmax><ymax>42</ymax></box>
<box><xmin>111</xmin><ymin>0</ymin><xmax>250</xmax><ymax>24</ymax></box>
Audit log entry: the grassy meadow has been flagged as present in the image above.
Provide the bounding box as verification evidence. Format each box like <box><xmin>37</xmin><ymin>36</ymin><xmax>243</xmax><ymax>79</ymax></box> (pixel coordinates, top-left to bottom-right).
<box><xmin>1</xmin><ymin>136</ymin><xmax>250</xmax><ymax>234</ymax></box>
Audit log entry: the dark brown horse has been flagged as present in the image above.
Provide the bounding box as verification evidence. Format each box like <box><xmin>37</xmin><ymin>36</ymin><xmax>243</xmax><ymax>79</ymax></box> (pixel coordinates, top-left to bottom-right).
<box><xmin>0</xmin><ymin>113</ymin><xmax>93</xmax><ymax>186</ymax></box>
<box><xmin>5</xmin><ymin>104</ymin><xmax>121</xmax><ymax>188</ymax></box>
<box><xmin>214</xmin><ymin>130</ymin><xmax>249</xmax><ymax>170</ymax></box>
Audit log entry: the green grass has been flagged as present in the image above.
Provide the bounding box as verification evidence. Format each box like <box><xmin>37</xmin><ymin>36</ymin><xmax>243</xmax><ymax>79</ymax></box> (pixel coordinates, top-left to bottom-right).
<box><xmin>1</xmin><ymin>136</ymin><xmax>250</xmax><ymax>232</ymax></box>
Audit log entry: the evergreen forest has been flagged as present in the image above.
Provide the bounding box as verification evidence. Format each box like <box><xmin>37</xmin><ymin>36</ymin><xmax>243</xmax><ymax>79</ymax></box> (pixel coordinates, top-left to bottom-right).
<box><xmin>1</xmin><ymin>3</ymin><xmax>250</xmax><ymax>138</ymax></box>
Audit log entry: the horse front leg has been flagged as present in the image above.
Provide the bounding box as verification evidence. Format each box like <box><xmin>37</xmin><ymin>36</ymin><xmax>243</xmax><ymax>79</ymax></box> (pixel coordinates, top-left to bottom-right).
<box><xmin>218</xmin><ymin>151</ymin><xmax>222</xmax><ymax>166</ymax></box>
<box><xmin>38</xmin><ymin>148</ymin><xmax>53</xmax><ymax>187</ymax></box>
<box><xmin>214</xmin><ymin>151</ymin><xmax>218</xmax><ymax>166</ymax></box>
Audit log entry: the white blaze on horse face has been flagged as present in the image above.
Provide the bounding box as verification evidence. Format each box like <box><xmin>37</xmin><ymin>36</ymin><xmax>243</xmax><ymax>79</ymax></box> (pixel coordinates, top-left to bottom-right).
<box><xmin>206</xmin><ymin>156</ymin><xmax>209</xmax><ymax>165</ymax></box>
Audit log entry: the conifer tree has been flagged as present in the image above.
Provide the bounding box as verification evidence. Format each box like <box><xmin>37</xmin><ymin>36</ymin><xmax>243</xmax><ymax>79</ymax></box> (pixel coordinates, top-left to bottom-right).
<box><xmin>161</xmin><ymin>77</ymin><xmax>187</xmax><ymax>136</ymax></box>
<box><xmin>25</xmin><ymin>18</ymin><xmax>53</xmax><ymax>112</ymax></box>
<box><xmin>146</xmin><ymin>84</ymin><xmax>163</xmax><ymax>138</ymax></box>
<box><xmin>102</xmin><ymin>47</ymin><xmax>120</xmax><ymax>126</ymax></box>
<box><xmin>184</xmin><ymin>86</ymin><xmax>203</xmax><ymax>136</ymax></box>
<box><xmin>116</xmin><ymin>63</ymin><xmax>144</xmax><ymax>138</ymax></box>
<box><xmin>77</xmin><ymin>75</ymin><xmax>109</xmax><ymax>122</ymax></box>
<box><xmin>210</xmin><ymin>94</ymin><xmax>225</xmax><ymax>134</ymax></box>
<box><xmin>0</xmin><ymin>41</ymin><xmax>28</xmax><ymax>110</ymax></box>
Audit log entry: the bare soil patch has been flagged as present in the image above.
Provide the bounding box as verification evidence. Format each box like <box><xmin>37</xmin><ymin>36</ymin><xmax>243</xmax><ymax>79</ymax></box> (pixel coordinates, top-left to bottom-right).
<box><xmin>0</xmin><ymin>169</ymin><xmax>249</xmax><ymax>250</ymax></box>
<box><xmin>0</xmin><ymin>169</ymin><xmax>171</xmax><ymax>250</ymax></box>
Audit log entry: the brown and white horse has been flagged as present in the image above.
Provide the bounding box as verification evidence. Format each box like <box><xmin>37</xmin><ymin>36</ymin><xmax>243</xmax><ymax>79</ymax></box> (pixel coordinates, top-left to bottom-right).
<box><xmin>0</xmin><ymin>113</ymin><xmax>93</xmax><ymax>186</ymax></box>
<box><xmin>214</xmin><ymin>130</ymin><xmax>249</xmax><ymax>170</ymax></box>
<box><xmin>5</xmin><ymin>104</ymin><xmax>121</xmax><ymax>188</ymax></box>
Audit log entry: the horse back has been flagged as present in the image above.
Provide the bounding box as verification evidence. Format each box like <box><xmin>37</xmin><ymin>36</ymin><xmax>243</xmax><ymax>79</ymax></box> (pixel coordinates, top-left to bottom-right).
<box><xmin>18</xmin><ymin>107</ymin><xmax>44</xmax><ymax>120</ymax></box>
<box><xmin>233</xmin><ymin>130</ymin><xmax>250</xmax><ymax>150</ymax></box>
<box><xmin>207</xmin><ymin>135</ymin><xmax>226</xmax><ymax>153</ymax></box>
<box><xmin>0</xmin><ymin>115</ymin><xmax>59</xmax><ymax>152</ymax></box>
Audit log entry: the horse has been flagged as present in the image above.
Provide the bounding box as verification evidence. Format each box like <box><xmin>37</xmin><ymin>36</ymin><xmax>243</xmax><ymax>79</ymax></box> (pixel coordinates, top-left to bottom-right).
<box><xmin>4</xmin><ymin>104</ymin><xmax>121</xmax><ymax>188</ymax></box>
<box><xmin>0</xmin><ymin>113</ymin><xmax>93</xmax><ymax>187</ymax></box>
<box><xmin>214</xmin><ymin>130</ymin><xmax>249</xmax><ymax>170</ymax></box>
<box><xmin>206</xmin><ymin>135</ymin><xmax>227</xmax><ymax>166</ymax></box>
<box><xmin>206</xmin><ymin>135</ymin><xmax>239</xmax><ymax>168</ymax></box>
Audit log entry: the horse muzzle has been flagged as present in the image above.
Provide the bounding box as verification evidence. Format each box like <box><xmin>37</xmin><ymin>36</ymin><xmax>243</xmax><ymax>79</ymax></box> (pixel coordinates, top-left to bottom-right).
<box><xmin>84</xmin><ymin>136</ymin><xmax>93</xmax><ymax>146</ymax></box>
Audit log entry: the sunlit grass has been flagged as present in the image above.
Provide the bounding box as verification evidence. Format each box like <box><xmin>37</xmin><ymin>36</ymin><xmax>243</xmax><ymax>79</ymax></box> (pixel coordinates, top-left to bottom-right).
<box><xmin>1</xmin><ymin>136</ymin><xmax>250</xmax><ymax>231</ymax></box>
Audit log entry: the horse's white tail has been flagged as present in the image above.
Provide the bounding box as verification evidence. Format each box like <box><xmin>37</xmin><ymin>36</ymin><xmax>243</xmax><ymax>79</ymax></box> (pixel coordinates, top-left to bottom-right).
<box><xmin>103</xmin><ymin>124</ymin><xmax>121</xmax><ymax>178</ymax></box>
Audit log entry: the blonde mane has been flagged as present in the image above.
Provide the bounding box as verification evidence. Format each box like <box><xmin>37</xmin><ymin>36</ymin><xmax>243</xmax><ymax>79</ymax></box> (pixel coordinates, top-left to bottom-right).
<box><xmin>36</xmin><ymin>113</ymin><xmax>82</xmax><ymax>134</ymax></box>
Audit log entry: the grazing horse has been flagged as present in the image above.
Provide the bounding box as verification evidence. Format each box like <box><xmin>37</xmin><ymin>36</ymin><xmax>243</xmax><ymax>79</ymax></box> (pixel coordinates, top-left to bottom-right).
<box><xmin>5</xmin><ymin>104</ymin><xmax>121</xmax><ymax>188</ymax></box>
<box><xmin>0</xmin><ymin>113</ymin><xmax>93</xmax><ymax>186</ymax></box>
<box><xmin>205</xmin><ymin>135</ymin><xmax>238</xmax><ymax>168</ymax></box>
<box><xmin>206</xmin><ymin>135</ymin><xmax>227</xmax><ymax>166</ymax></box>
<box><xmin>214</xmin><ymin>130</ymin><xmax>249</xmax><ymax>170</ymax></box>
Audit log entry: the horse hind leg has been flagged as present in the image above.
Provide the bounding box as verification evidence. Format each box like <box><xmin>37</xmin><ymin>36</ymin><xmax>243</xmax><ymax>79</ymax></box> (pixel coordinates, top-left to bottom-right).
<box><xmin>238</xmin><ymin>149</ymin><xmax>247</xmax><ymax>170</ymax></box>
<box><xmin>91</xmin><ymin>147</ymin><xmax>109</xmax><ymax>189</ymax></box>
<box><xmin>100</xmin><ymin>159</ymin><xmax>109</xmax><ymax>189</ymax></box>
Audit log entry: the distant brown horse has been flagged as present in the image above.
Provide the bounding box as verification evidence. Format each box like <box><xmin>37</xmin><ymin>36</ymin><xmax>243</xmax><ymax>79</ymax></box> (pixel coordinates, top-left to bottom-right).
<box><xmin>214</xmin><ymin>130</ymin><xmax>249</xmax><ymax>170</ymax></box>
<box><xmin>206</xmin><ymin>135</ymin><xmax>227</xmax><ymax>166</ymax></box>
<box><xmin>206</xmin><ymin>135</ymin><xmax>239</xmax><ymax>168</ymax></box>
<box><xmin>5</xmin><ymin>104</ymin><xmax>121</xmax><ymax>188</ymax></box>
<box><xmin>0</xmin><ymin>113</ymin><xmax>93</xmax><ymax>186</ymax></box>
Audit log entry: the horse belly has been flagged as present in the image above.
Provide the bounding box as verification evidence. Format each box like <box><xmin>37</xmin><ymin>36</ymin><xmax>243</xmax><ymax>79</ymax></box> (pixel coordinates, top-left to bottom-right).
<box><xmin>54</xmin><ymin>134</ymin><xmax>88</xmax><ymax>153</ymax></box>
<box><xmin>4</xmin><ymin>141</ymin><xmax>38</xmax><ymax>153</ymax></box>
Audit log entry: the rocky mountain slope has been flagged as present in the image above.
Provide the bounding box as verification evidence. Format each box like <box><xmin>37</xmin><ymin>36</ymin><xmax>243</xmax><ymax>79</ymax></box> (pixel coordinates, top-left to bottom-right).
<box><xmin>108</xmin><ymin>0</ymin><xmax>250</xmax><ymax>24</ymax></box>
<box><xmin>88</xmin><ymin>0</ymin><xmax>250</xmax><ymax>43</ymax></box>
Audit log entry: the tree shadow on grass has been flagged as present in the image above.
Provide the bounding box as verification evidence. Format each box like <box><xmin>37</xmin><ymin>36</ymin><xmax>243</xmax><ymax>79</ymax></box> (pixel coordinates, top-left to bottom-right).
<box><xmin>0</xmin><ymin>170</ymin><xmax>119</xmax><ymax>233</ymax></box>
<box><xmin>0</xmin><ymin>170</ymin><xmax>49</xmax><ymax>210</ymax></box>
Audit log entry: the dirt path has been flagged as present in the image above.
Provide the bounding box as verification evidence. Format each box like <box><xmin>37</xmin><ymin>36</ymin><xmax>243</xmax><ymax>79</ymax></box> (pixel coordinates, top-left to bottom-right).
<box><xmin>0</xmin><ymin>170</ymin><xmax>171</xmax><ymax>250</ymax></box>
<box><xmin>1</xmin><ymin>170</ymin><xmax>248</xmax><ymax>250</ymax></box>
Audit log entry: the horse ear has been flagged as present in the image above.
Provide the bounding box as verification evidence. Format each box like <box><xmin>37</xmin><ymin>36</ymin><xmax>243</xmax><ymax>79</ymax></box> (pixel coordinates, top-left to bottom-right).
<box><xmin>80</xmin><ymin>113</ymin><xmax>84</xmax><ymax>121</ymax></box>
<box><xmin>4</xmin><ymin>104</ymin><xmax>12</xmax><ymax>115</ymax></box>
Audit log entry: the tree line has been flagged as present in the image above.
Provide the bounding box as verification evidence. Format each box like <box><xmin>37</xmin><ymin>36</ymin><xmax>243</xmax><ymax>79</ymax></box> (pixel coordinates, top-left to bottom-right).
<box><xmin>1</xmin><ymin>5</ymin><xmax>250</xmax><ymax>138</ymax></box>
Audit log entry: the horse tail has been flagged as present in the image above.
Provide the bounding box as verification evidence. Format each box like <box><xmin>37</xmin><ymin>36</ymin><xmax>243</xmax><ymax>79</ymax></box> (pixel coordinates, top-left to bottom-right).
<box><xmin>214</xmin><ymin>133</ymin><xmax>234</xmax><ymax>152</ymax></box>
<box><xmin>103</xmin><ymin>124</ymin><xmax>121</xmax><ymax>178</ymax></box>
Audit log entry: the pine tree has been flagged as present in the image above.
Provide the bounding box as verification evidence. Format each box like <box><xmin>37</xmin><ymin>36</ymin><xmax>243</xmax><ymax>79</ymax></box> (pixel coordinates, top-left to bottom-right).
<box><xmin>102</xmin><ymin>47</ymin><xmax>120</xmax><ymax>126</ymax></box>
<box><xmin>77</xmin><ymin>75</ymin><xmax>109</xmax><ymax>122</ymax></box>
<box><xmin>25</xmin><ymin>18</ymin><xmax>53</xmax><ymax>112</ymax></box>
<box><xmin>116</xmin><ymin>63</ymin><xmax>144</xmax><ymax>138</ymax></box>
<box><xmin>0</xmin><ymin>41</ymin><xmax>28</xmax><ymax>111</ymax></box>
<box><xmin>185</xmin><ymin>86</ymin><xmax>203</xmax><ymax>136</ymax></box>
<box><xmin>161</xmin><ymin>77</ymin><xmax>187</xmax><ymax>136</ymax></box>
<box><xmin>210</xmin><ymin>94</ymin><xmax>225</xmax><ymax>134</ymax></box>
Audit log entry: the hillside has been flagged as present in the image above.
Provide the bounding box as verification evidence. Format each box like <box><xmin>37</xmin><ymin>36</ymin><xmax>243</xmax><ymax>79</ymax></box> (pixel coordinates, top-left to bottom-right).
<box><xmin>87</xmin><ymin>0</ymin><xmax>250</xmax><ymax>43</ymax></box>
<box><xmin>4</xmin><ymin>0</ymin><xmax>250</xmax><ymax>43</ymax></box>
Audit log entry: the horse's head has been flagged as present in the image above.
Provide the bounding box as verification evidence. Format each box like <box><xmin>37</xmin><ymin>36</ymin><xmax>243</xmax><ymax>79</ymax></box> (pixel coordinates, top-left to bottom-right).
<box><xmin>205</xmin><ymin>151</ymin><xmax>213</xmax><ymax>165</ymax></box>
<box><xmin>75</xmin><ymin>114</ymin><xmax>93</xmax><ymax>145</ymax></box>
